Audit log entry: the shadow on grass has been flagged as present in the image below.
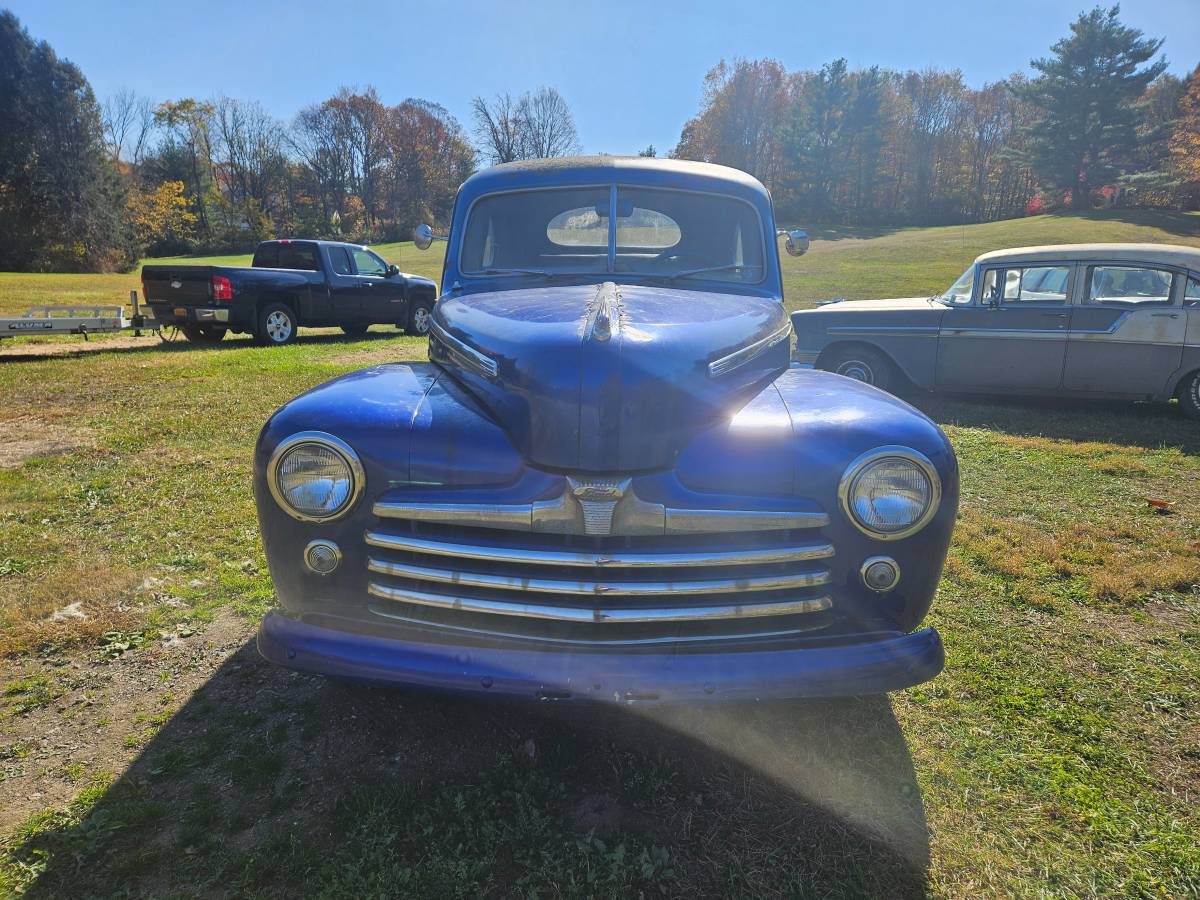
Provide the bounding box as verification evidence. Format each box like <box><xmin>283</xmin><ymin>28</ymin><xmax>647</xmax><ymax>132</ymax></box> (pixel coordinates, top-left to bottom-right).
<box><xmin>914</xmin><ymin>392</ymin><xmax>1200</xmax><ymax>456</ymax></box>
<box><xmin>15</xmin><ymin>641</ymin><xmax>929</xmax><ymax>898</ymax></box>
<box><xmin>0</xmin><ymin>328</ymin><xmax>410</xmax><ymax>363</ymax></box>
<box><xmin>1054</xmin><ymin>208</ymin><xmax>1200</xmax><ymax>238</ymax></box>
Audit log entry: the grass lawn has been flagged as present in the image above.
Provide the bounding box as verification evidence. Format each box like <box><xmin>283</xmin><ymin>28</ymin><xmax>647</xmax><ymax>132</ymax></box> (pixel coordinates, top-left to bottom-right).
<box><xmin>0</xmin><ymin>212</ymin><xmax>1197</xmax><ymax>897</ymax></box>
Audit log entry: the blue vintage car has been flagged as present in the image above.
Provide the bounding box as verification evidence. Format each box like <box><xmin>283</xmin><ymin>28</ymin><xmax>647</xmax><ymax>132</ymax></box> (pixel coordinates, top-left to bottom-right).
<box><xmin>253</xmin><ymin>157</ymin><xmax>958</xmax><ymax>703</ymax></box>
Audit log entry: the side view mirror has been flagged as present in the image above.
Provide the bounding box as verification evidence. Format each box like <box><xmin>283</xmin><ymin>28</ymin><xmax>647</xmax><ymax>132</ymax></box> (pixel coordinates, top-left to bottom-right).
<box><xmin>386</xmin><ymin>264</ymin><xmax>399</xmax><ymax>278</ymax></box>
<box><xmin>414</xmin><ymin>223</ymin><xmax>449</xmax><ymax>251</ymax></box>
<box><xmin>783</xmin><ymin>230</ymin><xmax>810</xmax><ymax>257</ymax></box>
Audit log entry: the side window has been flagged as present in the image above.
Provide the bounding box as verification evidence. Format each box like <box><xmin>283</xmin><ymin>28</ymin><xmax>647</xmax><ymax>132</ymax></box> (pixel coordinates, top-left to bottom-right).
<box><xmin>1088</xmin><ymin>266</ymin><xmax>1174</xmax><ymax>306</ymax></box>
<box><xmin>279</xmin><ymin>244</ymin><xmax>318</xmax><ymax>271</ymax></box>
<box><xmin>982</xmin><ymin>266</ymin><xmax>1070</xmax><ymax>304</ymax></box>
<box><xmin>352</xmin><ymin>248</ymin><xmax>388</xmax><ymax>277</ymax></box>
<box><xmin>328</xmin><ymin>247</ymin><xmax>353</xmax><ymax>276</ymax></box>
<box><xmin>1186</xmin><ymin>275</ymin><xmax>1200</xmax><ymax>308</ymax></box>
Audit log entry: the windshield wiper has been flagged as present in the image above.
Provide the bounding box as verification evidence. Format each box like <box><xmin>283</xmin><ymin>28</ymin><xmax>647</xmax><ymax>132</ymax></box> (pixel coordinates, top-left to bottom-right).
<box><xmin>480</xmin><ymin>267</ymin><xmax>593</xmax><ymax>277</ymax></box>
<box><xmin>658</xmin><ymin>263</ymin><xmax>764</xmax><ymax>282</ymax></box>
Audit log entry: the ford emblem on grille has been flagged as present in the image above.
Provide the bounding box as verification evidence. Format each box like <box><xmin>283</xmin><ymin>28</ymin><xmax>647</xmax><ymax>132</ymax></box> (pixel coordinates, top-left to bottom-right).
<box><xmin>170</xmin><ymin>279</ymin><xmax>182</xmax><ymax>289</ymax></box>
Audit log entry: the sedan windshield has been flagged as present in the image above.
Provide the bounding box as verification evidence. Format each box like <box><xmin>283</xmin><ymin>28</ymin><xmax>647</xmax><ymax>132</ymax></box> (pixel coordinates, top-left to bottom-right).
<box><xmin>937</xmin><ymin>265</ymin><xmax>975</xmax><ymax>304</ymax></box>
<box><xmin>460</xmin><ymin>187</ymin><xmax>766</xmax><ymax>284</ymax></box>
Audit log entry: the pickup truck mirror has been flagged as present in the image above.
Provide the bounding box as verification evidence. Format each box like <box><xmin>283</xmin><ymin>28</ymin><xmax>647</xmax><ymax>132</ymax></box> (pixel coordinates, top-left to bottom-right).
<box><xmin>784</xmin><ymin>230</ymin><xmax>810</xmax><ymax>257</ymax></box>
<box><xmin>386</xmin><ymin>264</ymin><xmax>400</xmax><ymax>278</ymax></box>
<box><xmin>414</xmin><ymin>223</ymin><xmax>449</xmax><ymax>251</ymax></box>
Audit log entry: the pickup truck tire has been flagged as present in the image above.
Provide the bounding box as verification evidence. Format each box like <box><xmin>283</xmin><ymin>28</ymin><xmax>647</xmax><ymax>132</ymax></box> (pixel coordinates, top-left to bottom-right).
<box><xmin>255</xmin><ymin>303</ymin><xmax>298</xmax><ymax>346</ymax></box>
<box><xmin>823</xmin><ymin>345</ymin><xmax>895</xmax><ymax>393</ymax></box>
<box><xmin>341</xmin><ymin>323</ymin><xmax>369</xmax><ymax>336</ymax></box>
<box><xmin>1178</xmin><ymin>371</ymin><xmax>1200</xmax><ymax>419</ymax></box>
<box><xmin>180</xmin><ymin>324</ymin><xmax>227</xmax><ymax>344</ymax></box>
<box><xmin>405</xmin><ymin>302</ymin><xmax>433</xmax><ymax>336</ymax></box>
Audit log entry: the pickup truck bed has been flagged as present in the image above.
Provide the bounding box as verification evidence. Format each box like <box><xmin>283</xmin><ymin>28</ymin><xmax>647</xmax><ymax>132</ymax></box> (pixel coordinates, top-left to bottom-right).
<box><xmin>141</xmin><ymin>239</ymin><xmax>437</xmax><ymax>346</ymax></box>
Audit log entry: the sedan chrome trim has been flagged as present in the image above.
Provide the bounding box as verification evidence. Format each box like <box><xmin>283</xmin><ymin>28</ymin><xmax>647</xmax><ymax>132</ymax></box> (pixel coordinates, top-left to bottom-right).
<box><xmin>367</xmin><ymin>582</ymin><xmax>833</xmax><ymax>623</ymax></box>
<box><xmin>367</xmin><ymin>607</ymin><xmax>833</xmax><ymax>645</ymax></box>
<box><xmin>367</xmin><ymin>557</ymin><xmax>830</xmax><ymax>596</ymax></box>
<box><xmin>708</xmin><ymin>322</ymin><xmax>793</xmax><ymax>377</ymax></box>
<box><xmin>363</xmin><ymin>530</ymin><xmax>835</xmax><ymax>568</ymax></box>
<box><xmin>429</xmin><ymin>319</ymin><xmax>499</xmax><ymax>379</ymax></box>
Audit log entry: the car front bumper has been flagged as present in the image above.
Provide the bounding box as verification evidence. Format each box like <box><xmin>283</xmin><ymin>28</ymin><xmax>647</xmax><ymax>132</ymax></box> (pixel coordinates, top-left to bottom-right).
<box><xmin>256</xmin><ymin>610</ymin><xmax>944</xmax><ymax>703</ymax></box>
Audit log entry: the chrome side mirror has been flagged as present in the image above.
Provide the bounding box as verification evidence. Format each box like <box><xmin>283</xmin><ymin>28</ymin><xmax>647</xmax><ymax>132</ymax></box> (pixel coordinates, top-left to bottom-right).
<box><xmin>784</xmin><ymin>230</ymin><xmax>810</xmax><ymax>257</ymax></box>
<box><xmin>414</xmin><ymin>224</ymin><xmax>435</xmax><ymax>251</ymax></box>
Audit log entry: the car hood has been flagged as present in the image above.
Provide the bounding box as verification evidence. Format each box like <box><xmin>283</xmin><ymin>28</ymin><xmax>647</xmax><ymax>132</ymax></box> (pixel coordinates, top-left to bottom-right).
<box><xmin>429</xmin><ymin>282</ymin><xmax>790</xmax><ymax>471</ymax></box>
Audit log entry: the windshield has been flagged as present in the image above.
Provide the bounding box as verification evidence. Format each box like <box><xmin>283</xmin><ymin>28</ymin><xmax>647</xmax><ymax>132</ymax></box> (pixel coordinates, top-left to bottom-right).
<box><xmin>460</xmin><ymin>186</ymin><xmax>766</xmax><ymax>284</ymax></box>
<box><xmin>938</xmin><ymin>265</ymin><xmax>975</xmax><ymax>304</ymax></box>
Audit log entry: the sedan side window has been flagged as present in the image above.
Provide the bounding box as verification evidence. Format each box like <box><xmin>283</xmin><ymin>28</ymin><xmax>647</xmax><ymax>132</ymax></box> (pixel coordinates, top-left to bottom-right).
<box><xmin>1185</xmin><ymin>275</ymin><xmax>1200</xmax><ymax>307</ymax></box>
<box><xmin>983</xmin><ymin>266</ymin><xmax>1070</xmax><ymax>305</ymax></box>
<box><xmin>1088</xmin><ymin>266</ymin><xmax>1174</xmax><ymax>306</ymax></box>
<box><xmin>352</xmin><ymin>248</ymin><xmax>388</xmax><ymax>277</ymax></box>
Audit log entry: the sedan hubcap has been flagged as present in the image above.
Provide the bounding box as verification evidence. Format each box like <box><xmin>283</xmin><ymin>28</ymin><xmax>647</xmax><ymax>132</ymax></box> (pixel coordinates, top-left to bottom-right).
<box><xmin>412</xmin><ymin>307</ymin><xmax>431</xmax><ymax>334</ymax></box>
<box><xmin>266</xmin><ymin>311</ymin><xmax>293</xmax><ymax>342</ymax></box>
<box><xmin>836</xmin><ymin>360</ymin><xmax>874</xmax><ymax>384</ymax></box>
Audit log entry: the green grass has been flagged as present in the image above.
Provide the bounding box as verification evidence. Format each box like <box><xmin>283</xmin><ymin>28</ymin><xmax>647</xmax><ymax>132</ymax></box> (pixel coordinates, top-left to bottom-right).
<box><xmin>0</xmin><ymin>211</ymin><xmax>1197</xmax><ymax>897</ymax></box>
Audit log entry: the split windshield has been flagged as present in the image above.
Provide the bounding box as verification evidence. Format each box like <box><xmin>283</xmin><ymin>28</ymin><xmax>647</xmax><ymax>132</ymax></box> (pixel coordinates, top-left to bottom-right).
<box><xmin>460</xmin><ymin>186</ymin><xmax>766</xmax><ymax>284</ymax></box>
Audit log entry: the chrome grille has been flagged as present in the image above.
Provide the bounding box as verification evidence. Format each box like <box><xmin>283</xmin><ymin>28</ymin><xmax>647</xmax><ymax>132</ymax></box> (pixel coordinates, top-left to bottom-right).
<box><xmin>362</xmin><ymin>522</ymin><xmax>836</xmax><ymax>646</ymax></box>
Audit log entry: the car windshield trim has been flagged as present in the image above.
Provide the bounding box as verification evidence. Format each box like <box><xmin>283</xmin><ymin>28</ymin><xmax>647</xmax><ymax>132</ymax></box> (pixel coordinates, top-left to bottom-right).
<box><xmin>457</xmin><ymin>184</ymin><xmax>768</xmax><ymax>286</ymax></box>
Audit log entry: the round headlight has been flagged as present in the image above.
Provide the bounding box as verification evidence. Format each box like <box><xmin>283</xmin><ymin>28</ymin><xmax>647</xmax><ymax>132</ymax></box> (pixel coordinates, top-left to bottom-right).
<box><xmin>839</xmin><ymin>448</ymin><xmax>940</xmax><ymax>539</ymax></box>
<box><xmin>267</xmin><ymin>432</ymin><xmax>363</xmax><ymax>522</ymax></box>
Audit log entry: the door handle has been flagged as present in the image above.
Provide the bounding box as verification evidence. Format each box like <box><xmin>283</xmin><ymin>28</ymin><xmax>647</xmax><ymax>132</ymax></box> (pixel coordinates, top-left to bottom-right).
<box><xmin>1151</xmin><ymin>312</ymin><xmax>1179</xmax><ymax>318</ymax></box>
<box><xmin>1041</xmin><ymin>312</ymin><xmax>1069</xmax><ymax>318</ymax></box>
<box><xmin>360</xmin><ymin>282</ymin><xmax>373</xmax><ymax>288</ymax></box>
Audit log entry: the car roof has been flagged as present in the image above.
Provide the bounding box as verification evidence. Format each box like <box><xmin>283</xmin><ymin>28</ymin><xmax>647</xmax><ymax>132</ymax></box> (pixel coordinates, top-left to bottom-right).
<box><xmin>975</xmin><ymin>243</ymin><xmax>1200</xmax><ymax>270</ymax></box>
<box><xmin>459</xmin><ymin>155</ymin><xmax>771</xmax><ymax>203</ymax></box>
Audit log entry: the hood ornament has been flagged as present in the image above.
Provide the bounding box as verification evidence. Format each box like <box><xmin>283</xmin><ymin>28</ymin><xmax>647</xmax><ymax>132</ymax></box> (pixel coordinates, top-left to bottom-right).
<box><xmin>587</xmin><ymin>282</ymin><xmax>621</xmax><ymax>343</ymax></box>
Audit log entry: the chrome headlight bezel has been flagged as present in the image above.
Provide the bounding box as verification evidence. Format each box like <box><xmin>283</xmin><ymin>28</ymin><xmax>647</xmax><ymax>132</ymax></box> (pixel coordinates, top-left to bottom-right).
<box><xmin>838</xmin><ymin>446</ymin><xmax>941</xmax><ymax>541</ymax></box>
<box><xmin>266</xmin><ymin>431</ymin><xmax>365</xmax><ymax>523</ymax></box>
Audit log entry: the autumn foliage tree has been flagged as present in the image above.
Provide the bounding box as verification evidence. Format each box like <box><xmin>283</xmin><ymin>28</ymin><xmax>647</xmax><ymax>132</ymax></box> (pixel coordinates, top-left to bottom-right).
<box><xmin>1169</xmin><ymin>67</ymin><xmax>1200</xmax><ymax>207</ymax></box>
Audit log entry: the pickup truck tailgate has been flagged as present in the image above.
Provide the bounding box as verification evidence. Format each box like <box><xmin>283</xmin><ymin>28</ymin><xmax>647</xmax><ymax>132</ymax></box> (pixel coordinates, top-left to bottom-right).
<box><xmin>141</xmin><ymin>266</ymin><xmax>217</xmax><ymax>306</ymax></box>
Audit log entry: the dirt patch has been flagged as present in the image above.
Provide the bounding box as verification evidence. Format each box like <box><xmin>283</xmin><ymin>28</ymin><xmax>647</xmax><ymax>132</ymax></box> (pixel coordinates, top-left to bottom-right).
<box><xmin>0</xmin><ymin>419</ymin><xmax>95</xmax><ymax>468</ymax></box>
<box><xmin>0</xmin><ymin>333</ymin><xmax>168</xmax><ymax>360</ymax></box>
<box><xmin>0</xmin><ymin>611</ymin><xmax>254</xmax><ymax>832</ymax></box>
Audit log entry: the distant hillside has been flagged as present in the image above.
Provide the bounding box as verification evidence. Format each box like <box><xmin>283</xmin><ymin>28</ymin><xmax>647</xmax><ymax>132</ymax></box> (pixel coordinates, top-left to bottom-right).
<box><xmin>1</xmin><ymin>210</ymin><xmax>1197</xmax><ymax>317</ymax></box>
<box><xmin>782</xmin><ymin>209</ymin><xmax>1200</xmax><ymax>311</ymax></box>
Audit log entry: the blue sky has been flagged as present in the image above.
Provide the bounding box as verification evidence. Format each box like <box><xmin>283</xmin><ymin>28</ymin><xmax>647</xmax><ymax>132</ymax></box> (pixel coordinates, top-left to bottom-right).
<box><xmin>8</xmin><ymin>0</ymin><xmax>1199</xmax><ymax>155</ymax></box>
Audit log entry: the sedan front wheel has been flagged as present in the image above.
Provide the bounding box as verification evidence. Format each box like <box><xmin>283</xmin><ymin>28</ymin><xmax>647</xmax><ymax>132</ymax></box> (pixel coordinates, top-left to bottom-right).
<box><xmin>823</xmin><ymin>346</ymin><xmax>895</xmax><ymax>393</ymax></box>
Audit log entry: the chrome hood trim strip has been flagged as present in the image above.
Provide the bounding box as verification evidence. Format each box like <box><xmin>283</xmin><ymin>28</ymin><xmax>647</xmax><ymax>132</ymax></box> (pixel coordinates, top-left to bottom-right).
<box><xmin>708</xmin><ymin>322</ymin><xmax>793</xmax><ymax>377</ymax></box>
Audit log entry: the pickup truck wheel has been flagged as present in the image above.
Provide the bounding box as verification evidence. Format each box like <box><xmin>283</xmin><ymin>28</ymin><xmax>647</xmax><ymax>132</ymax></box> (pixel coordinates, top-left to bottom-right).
<box><xmin>256</xmin><ymin>304</ymin><xmax>297</xmax><ymax>346</ymax></box>
<box><xmin>823</xmin><ymin>346</ymin><xmax>894</xmax><ymax>392</ymax></box>
<box><xmin>341</xmin><ymin>323</ymin><xmax>369</xmax><ymax>336</ymax></box>
<box><xmin>1178</xmin><ymin>371</ymin><xmax>1200</xmax><ymax>419</ymax></box>
<box><xmin>406</xmin><ymin>302</ymin><xmax>433</xmax><ymax>336</ymax></box>
<box><xmin>181</xmin><ymin>324</ymin><xmax>227</xmax><ymax>344</ymax></box>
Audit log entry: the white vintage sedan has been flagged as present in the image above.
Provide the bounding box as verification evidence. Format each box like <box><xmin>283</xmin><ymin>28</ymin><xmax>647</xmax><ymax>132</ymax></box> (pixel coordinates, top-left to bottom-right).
<box><xmin>791</xmin><ymin>244</ymin><xmax>1200</xmax><ymax>417</ymax></box>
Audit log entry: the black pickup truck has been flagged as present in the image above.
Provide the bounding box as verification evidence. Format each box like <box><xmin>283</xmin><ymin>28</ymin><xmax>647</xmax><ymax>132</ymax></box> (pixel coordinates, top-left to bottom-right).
<box><xmin>140</xmin><ymin>239</ymin><xmax>438</xmax><ymax>346</ymax></box>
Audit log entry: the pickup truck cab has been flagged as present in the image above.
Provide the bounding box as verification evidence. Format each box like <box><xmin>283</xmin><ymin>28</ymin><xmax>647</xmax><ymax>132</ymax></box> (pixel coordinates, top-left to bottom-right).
<box><xmin>252</xmin><ymin>157</ymin><xmax>958</xmax><ymax>703</ymax></box>
<box><xmin>141</xmin><ymin>239</ymin><xmax>438</xmax><ymax>346</ymax></box>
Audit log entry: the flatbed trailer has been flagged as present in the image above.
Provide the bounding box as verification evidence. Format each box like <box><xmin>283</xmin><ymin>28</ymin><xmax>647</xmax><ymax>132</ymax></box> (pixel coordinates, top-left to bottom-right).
<box><xmin>0</xmin><ymin>292</ymin><xmax>159</xmax><ymax>340</ymax></box>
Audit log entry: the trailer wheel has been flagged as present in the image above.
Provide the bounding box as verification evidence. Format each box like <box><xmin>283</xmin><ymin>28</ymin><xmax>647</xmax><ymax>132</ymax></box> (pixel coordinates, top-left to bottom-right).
<box><xmin>181</xmin><ymin>324</ymin><xmax>227</xmax><ymax>344</ymax></box>
<box><xmin>255</xmin><ymin>303</ymin><xmax>298</xmax><ymax>346</ymax></box>
<box><xmin>405</xmin><ymin>301</ymin><xmax>433</xmax><ymax>336</ymax></box>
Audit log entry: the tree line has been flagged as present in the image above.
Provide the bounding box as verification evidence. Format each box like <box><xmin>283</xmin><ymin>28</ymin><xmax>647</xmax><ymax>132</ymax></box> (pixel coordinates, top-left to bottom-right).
<box><xmin>1</xmin><ymin>5</ymin><xmax>1198</xmax><ymax>273</ymax></box>
<box><xmin>672</xmin><ymin>7</ymin><xmax>1198</xmax><ymax>226</ymax></box>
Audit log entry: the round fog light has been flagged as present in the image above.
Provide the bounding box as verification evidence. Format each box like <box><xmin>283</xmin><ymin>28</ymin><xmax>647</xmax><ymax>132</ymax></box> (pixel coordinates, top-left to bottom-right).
<box><xmin>304</xmin><ymin>540</ymin><xmax>341</xmax><ymax>575</ymax></box>
<box><xmin>861</xmin><ymin>556</ymin><xmax>900</xmax><ymax>592</ymax></box>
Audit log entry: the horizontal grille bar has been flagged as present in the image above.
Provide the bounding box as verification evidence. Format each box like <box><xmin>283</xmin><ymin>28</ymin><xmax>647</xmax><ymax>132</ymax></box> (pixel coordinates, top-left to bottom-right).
<box><xmin>367</xmin><ymin>582</ymin><xmax>832</xmax><ymax>623</ymax></box>
<box><xmin>367</xmin><ymin>557</ymin><xmax>830</xmax><ymax>597</ymax></box>
<box><xmin>364</xmin><ymin>530</ymin><xmax>834</xmax><ymax>569</ymax></box>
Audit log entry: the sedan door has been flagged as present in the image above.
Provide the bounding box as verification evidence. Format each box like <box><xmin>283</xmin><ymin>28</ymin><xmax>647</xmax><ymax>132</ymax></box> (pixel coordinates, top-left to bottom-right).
<box><xmin>351</xmin><ymin>247</ymin><xmax>407</xmax><ymax>325</ymax></box>
<box><xmin>1063</xmin><ymin>264</ymin><xmax>1186</xmax><ymax>397</ymax></box>
<box><xmin>936</xmin><ymin>263</ymin><xmax>1073</xmax><ymax>391</ymax></box>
